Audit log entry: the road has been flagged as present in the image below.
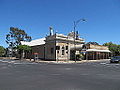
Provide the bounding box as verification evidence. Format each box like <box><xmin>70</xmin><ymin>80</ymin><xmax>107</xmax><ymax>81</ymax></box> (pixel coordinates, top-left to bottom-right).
<box><xmin>0</xmin><ymin>59</ymin><xmax>120</xmax><ymax>90</ymax></box>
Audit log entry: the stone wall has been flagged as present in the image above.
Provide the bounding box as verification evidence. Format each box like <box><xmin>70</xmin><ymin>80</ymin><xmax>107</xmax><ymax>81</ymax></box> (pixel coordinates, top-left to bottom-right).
<box><xmin>45</xmin><ymin>41</ymin><xmax>56</xmax><ymax>60</ymax></box>
<box><xmin>31</xmin><ymin>44</ymin><xmax>45</xmax><ymax>59</ymax></box>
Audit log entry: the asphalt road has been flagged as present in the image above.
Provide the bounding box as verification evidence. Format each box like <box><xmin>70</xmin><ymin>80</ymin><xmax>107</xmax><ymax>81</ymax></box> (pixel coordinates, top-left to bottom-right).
<box><xmin>0</xmin><ymin>59</ymin><xmax>120</xmax><ymax>90</ymax></box>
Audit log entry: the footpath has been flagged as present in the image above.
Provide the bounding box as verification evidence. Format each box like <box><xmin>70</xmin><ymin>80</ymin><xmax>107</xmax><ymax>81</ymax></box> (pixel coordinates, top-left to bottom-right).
<box><xmin>0</xmin><ymin>57</ymin><xmax>110</xmax><ymax>64</ymax></box>
<box><xmin>26</xmin><ymin>59</ymin><xmax>110</xmax><ymax>64</ymax></box>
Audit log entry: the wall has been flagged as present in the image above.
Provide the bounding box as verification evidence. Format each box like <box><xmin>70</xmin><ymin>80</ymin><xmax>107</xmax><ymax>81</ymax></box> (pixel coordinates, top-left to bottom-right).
<box><xmin>31</xmin><ymin>44</ymin><xmax>45</xmax><ymax>59</ymax></box>
<box><xmin>45</xmin><ymin>41</ymin><xmax>56</xmax><ymax>60</ymax></box>
<box><xmin>86</xmin><ymin>44</ymin><xmax>109</xmax><ymax>50</ymax></box>
<box><xmin>56</xmin><ymin>42</ymin><xmax>69</xmax><ymax>61</ymax></box>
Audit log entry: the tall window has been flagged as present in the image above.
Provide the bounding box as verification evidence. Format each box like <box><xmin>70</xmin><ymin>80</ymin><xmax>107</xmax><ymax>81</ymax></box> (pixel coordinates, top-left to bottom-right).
<box><xmin>66</xmin><ymin>46</ymin><xmax>68</xmax><ymax>50</ymax></box>
<box><xmin>51</xmin><ymin>48</ymin><xmax>54</xmax><ymax>54</ymax></box>
<box><xmin>62</xmin><ymin>50</ymin><xmax>64</xmax><ymax>55</ymax></box>
<box><xmin>57</xmin><ymin>50</ymin><xmax>59</xmax><ymax>54</ymax></box>
<box><xmin>56</xmin><ymin>46</ymin><xmax>60</xmax><ymax>50</ymax></box>
<box><xmin>62</xmin><ymin>46</ymin><xmax>64</xmax><ymax>49</ymax></box>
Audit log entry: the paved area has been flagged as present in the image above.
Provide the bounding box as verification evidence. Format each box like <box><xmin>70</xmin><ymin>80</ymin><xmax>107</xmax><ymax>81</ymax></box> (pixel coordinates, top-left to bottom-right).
<box><xmin>0</xmin><ymin>59</ymin><xmax>120</xmax><ymax>90</ymax></box>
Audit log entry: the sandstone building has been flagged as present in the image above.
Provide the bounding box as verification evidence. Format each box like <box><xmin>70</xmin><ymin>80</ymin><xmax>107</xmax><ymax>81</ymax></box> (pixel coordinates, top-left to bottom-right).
<box><xmin>21</xmin><ymin>28</ymin><xmax>111</xmax><ymax>61</ymax></box>
<box><xmin>82</xmin><ymin>44</ymin><xmax>111</xmax><ymax>60</ymax></box>
<box><xmin>21</xmin><ymin>30</ymin><xmax>84</xmax><ymax>61</ymax></box>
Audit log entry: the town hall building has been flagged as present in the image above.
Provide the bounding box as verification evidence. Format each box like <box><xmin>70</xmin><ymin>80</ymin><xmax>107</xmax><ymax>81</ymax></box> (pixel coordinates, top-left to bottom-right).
<box><xmin>21</xmin><ymin>27</ymin><xmax>111</xmax><ymax>61</ymax></box>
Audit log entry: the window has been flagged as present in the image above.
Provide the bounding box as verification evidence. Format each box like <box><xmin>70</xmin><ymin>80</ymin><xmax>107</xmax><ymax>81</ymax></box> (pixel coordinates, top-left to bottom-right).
<box><xmin>57</xmin><ymin>50</ymin><xmax>59</xmax><ymax>54</ymax></box>
<box><xmin>62</xmin><ymin>50</ymin><xmax>64</xmax><ymax>55</ymax></box>
<box><xmin>56</xmin><ymin>46</ymin><xmax>60</xmax><ymax>50</ymax></box>
<box><xmin>82</xmin><ymin>45</ymin><xmax>86</xmax><ymax>49</ymax></box>
<box><xmin>62</xmin><ymin>46</ymin><xmax>64</xmax><ymax>49</ymax></box>
<box><xmin>51</xmin><ymin>48</ymin><xmax>54</xmax><ymax>54</ymax></box>
<box><xmin>66</xmin><ymin>51</ymin><xmax>68</xmax><ymax>54</ymax></box>
<box><xmin>66</xmin><ymin>46</ymin><xmax>68</xmax><ymax>50</ymax></box>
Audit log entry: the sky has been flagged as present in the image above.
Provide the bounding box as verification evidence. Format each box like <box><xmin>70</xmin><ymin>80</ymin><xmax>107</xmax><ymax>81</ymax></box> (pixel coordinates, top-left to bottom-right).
<box><xmin>0</xmin><ymin>0</ymin><xmax>120</xmax><ymax>47</ymax></box>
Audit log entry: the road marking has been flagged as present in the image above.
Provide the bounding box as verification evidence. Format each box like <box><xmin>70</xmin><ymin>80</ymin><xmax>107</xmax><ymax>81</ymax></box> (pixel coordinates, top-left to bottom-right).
<box><xmin>0</xmin><ymin>61</ymin><xmax>9</xmax><ymax>63</ymax></box>
<box><xmin>1</xmin><ymin>66</ymin><xmax>8</xmax><ymax>69</ymax></box>
<box><xmin>51</xmin><ymin>74</ymin><xmax>61</xmax><ymax>76</ymax></box>
<box><xmin>13</xmin><ymin>62</ymin><xmax>38</xmax><ymax>65</ymax></box>
<box><xmin>80</xmin><ymin>73</ymin><xmax>89</xmax><ymax>75</ymax></box>
<box><xmin>100</xmin><ymin>63</ymin><xmax>107</xmax><ymax>65</ymax></box>
<box><xmin>65</xmin><ymin>68</ymin><xmax>72</xmax><ymax>70</ymax></box>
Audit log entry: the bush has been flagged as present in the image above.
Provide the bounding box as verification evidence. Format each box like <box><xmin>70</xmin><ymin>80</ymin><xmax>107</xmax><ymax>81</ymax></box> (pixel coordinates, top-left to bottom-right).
<box><xmin>76</xmin><ymin>53</ymin><xmax>84</xmax><ymax>60</ymax></box>
<box><xmin>0</xmin><ymin>46</ymin><xmax>5</xmax><ymax>57</ymax></box>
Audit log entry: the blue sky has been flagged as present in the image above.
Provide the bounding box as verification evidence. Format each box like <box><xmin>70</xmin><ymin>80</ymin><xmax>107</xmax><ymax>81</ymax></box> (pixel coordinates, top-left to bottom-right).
<box><xmin>0</xmin><ymin>0</ymin><xmax>120</xmax><ymax>47</ymax></box>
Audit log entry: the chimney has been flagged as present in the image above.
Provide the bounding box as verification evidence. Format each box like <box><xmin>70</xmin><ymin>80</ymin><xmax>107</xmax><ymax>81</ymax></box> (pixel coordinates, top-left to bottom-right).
<box><xmin>76</xmin><ymin>31</ymin><xmax>79</xmax><ymax>40</ymax></box>
<box><xmin>49</xmin><ymin>27</ymin><xmax>54</xmax><ymax>36</ymax></box>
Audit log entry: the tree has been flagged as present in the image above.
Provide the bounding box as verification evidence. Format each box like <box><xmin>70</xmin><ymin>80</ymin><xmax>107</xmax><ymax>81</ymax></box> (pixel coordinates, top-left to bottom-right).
<box><xmin>0</xmin><ymin>46</ymin><xmax>5</xmax><ymax>57</ymax></box>
<box><xmin>6</xmin><ymin>27</ymin><xmax>32</xmax><ymax>57</ymax></box>
<box><xmin>17</xmin><ymin>45</ymin><xmax>31</xmax><ymax>59</ymax></box>
<box><xmin>6</xmin><ymin>27</ymin><xmax>32</xmax><ymax>48</ymax></box>
<box><xmin>103</xmin><ymin>42</ymin><xmax>117</xmax><ymax>47</ymax></box>
<box><xmin>103</xmin><ymin>42</ymin><xmax>120</xmax><ymax>56</ymax></box>
<box><xmin>86</xmin><ymin>42</ymin><xmax>99</xmax><ymax>45</ymax></box>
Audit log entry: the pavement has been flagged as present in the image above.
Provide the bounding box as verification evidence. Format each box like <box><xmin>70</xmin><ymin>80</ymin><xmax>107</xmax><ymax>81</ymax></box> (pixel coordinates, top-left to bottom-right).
<box><xmin>27</xmin><ymin>59</ymin><xmax>110</xmax><ymax>64</ymax></box>
<box><xmin>0</xmin><ymin>59</ymin><xmax>120</xmax><ymax>90</ymax></box>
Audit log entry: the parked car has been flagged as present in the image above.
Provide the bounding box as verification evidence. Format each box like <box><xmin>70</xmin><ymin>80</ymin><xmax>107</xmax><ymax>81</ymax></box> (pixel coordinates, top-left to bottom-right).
<box><xmin>110</xmin><ymin>56</ymin><xmax>120</xmax><ymax>63</ymax></box>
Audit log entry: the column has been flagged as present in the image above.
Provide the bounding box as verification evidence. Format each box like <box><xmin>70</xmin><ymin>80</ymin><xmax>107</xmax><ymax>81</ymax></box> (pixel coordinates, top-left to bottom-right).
<box><xmin>92</xmin><ymin>52</ymin><xmax>94</xmax><ymax>60</ymax></box>
<box><xmin>108</xmin><ymin>52</ymin><xmax>109</xmax><ymax>59</ymax></box>
<box><xmin>86</xmin><ymin>52</ymin><xmax>88</xmax><ymax>60</ymax></box>
<box><xmin>103</xmin><ymin>53</ymin><xmax>104</xmax><ymax>59</ymax></box>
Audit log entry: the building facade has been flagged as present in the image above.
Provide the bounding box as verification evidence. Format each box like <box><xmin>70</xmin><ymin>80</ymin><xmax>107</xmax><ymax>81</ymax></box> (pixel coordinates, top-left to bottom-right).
<box><xmin>82</xmin><ymin>44</ymin><xmax>111</xmax><ymax>60</ymax></box>
<box><xmin>21</xmin><ymin>31</ymin><xmax>85</xmax><ymax>61</ymax></box>
<box><xmin>21</xmin><ymin>28</ymin><xmax>111</xmax><ymax>61</ymax></box>
<box><xmin>45</xmin><ymin>33</ymin><xmax>84</xmax><ymax>60</ymax></box>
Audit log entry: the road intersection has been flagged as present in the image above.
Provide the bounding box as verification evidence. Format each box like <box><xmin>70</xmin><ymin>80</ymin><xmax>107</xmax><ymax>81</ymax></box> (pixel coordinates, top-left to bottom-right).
<box><xmin>0</xmin><ymin>59</ymin><xmax>120</xmax><ymax>90</ymax></box>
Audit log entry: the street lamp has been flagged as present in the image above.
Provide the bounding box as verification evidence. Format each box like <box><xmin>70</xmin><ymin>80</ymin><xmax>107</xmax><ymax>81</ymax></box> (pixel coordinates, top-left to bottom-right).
<box><xmin>73</xmin><ymin>18</ymin><xmax>86</xmax><ymax>62</ymax></box>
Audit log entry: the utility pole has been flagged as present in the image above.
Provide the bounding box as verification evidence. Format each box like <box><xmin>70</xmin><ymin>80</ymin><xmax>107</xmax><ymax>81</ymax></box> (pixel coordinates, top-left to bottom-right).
<box><xmin>73</xmin><ymin>18</ymin><xmax>86</xmax><ymax>62</ymax></box>
<box><xmin>73</xmin><ymin>21</ymin><xmax>76</xmax><ymax>62</ymax></box>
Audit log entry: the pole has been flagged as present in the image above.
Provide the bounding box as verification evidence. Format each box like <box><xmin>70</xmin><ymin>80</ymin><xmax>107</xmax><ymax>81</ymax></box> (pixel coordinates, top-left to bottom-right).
<box><xmin>73</xmin><ymin>18</ymin><xmax>86</xmax><ymax>62</ymax></box>
<box><xmin>74</xmin><ymin>21</ymin><xmax>76</xmax><ymax>62</ymax></box>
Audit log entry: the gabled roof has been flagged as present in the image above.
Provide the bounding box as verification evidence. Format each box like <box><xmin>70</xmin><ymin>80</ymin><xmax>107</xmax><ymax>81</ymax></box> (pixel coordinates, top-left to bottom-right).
<box><xmin>21</xmin><ymin>38</ymin><xmax>45</xmax><ymax>46</ymax></box>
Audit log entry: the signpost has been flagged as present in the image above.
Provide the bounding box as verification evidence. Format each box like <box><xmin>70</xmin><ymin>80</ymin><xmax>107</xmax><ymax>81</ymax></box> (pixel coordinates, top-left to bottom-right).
<box><xmin>34</xmin><ymin>53</ymin><xmax>38</xmax><ymax>61</ymax></box>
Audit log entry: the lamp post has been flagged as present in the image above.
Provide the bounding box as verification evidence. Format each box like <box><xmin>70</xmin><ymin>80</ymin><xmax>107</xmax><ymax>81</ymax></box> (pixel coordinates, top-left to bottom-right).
<box><xmin>73</xmin><ymin>18</ymin><xmax>86</xmax><ymax>62</ymax></box>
